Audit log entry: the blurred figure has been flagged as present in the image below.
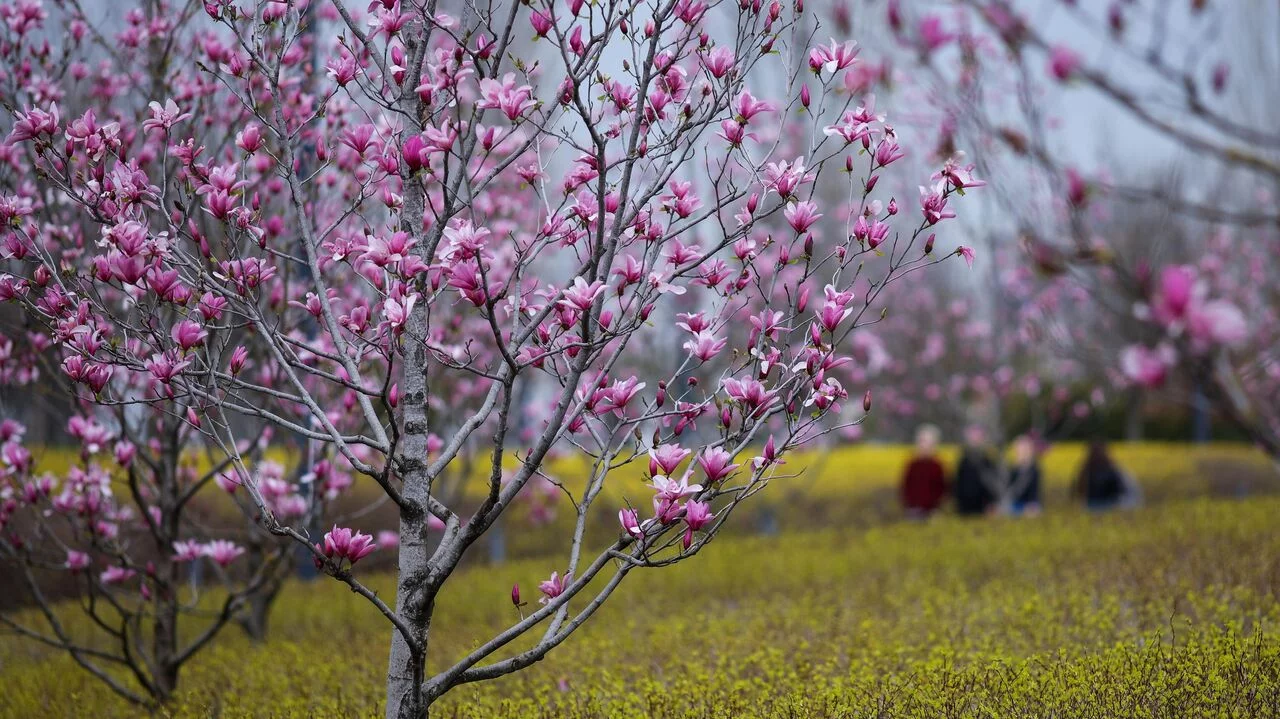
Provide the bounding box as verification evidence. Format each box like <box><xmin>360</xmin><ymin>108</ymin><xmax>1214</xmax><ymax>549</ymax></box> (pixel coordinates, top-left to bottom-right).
<box><xmin>1006</xmin><ymin>435</ymin><xmax>1042</xmax><ymax>517</ymax></box>
<box><xmin>1074</xmin><ymin>440</ymin><xmax>1135</xmax><ymax>511</ymax></box>
<box><xmin>954</xmin><ymin>425</ymin><xmax>996</xmax><ymax>516</ymax></box>
<box><xmin>901</xmin><ymin>424</ymin><xmax>947</xmax><ymax>519</ymax></box>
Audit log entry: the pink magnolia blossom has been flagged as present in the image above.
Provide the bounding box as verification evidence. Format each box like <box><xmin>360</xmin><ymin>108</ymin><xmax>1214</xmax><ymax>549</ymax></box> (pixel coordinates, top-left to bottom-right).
<box><xmin>65</xmin><ymin>550</ymin><xmax>90</xmax><ymax>572</ymax></box>
<box><xmin>1048</xmin><ymin>45</ymin><xmax>1082</xmax><ymax>81</ymax></box>
<box><xmin>618</xmin><ymin>508</ymin><xmax>644</xmax><ymax>539</ymax></box>
<box><xmin>538</xmin><ymin>571</ymin><xmax>569</xmax><ymax>603</ymax></box>
<box><xmin>100</xmin><ymin>566</ymin><xmax>136</xmax><ymax>585</ymax></box>
<box><xmin>784</xmin><ymin>201</ymin><xmax>822</xmax><ymax>234</ymax></box>
<box><xmin>172</xmin><ymin>540</ymin><xmax>204</xmax><ymax>563</ymax></box>
<box><xmin>1120</xmin><ymin>345</ymin><xmax>1175</xmax><ymax>388</ymax></box>
<box><xmin>649</xmin><ymin>444</ymin><xmax>692</xmax><ymax>476</ymax></box>
<box><xmin>697</xmin><ymin>448</ymin><xmax>740</xmax><ymax>483</ymax></box>
<box><xmin>809</xmin><ymin>39</ymin><xmax>859</xmax><ymax>75</ymax></box>
<box><xmin>650</xmin><ymin>471</ymin><xmax>703</xmax><ymax>501</ymax></box>
<box><xmin>682</xmin><ymin>499</ymin><xmax>714</xmax><ymax>549</ymax></box>
<box><xmin>203</xmin><ymin>540</ymin><xmax>245</xmax><ymax>568</ymax></box>
<box><xmin>320</xmin><ymin>526</ymin><xmax>377</xmax><ymax>566</ymax></box>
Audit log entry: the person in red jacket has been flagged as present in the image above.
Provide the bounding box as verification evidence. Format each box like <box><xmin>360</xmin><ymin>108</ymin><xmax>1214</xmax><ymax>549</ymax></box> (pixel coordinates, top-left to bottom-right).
<box><xmin>901</xmin><ymin>424</ymin><xmax>948</xmax><ymax>519</ymax></box>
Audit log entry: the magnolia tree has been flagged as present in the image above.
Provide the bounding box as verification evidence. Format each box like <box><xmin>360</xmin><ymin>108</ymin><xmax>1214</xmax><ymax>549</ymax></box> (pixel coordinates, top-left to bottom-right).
<box><xmin>0</xmin><ymin>0</ymin><xmax>983</xmax><ymax>713</ymax></box>
<box><xmin>861</xmin><ymin>0</ymin><xmax>1280</xmax><ymax>460</ymax></box>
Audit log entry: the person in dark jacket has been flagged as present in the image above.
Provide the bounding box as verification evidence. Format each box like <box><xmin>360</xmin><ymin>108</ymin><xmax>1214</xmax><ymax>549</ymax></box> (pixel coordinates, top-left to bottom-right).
<box><xmin>901</xmin><ymin>424</ymin><xmax>947</xmax><ymax>519</ymax></box>
<box><xmin>1007</xmin><ymin>434</ymin><xmax>1042</xmax><ymax>517</ymax></box>
<box><xmin>954</xmin><ymin>425</ymin><xmax>996</xmax><ymax>516</ymax></box>
<box><xmin>1074</xmin><ymin>440</ymin><xmax>1126</xmax><ymax>511</ymax></box>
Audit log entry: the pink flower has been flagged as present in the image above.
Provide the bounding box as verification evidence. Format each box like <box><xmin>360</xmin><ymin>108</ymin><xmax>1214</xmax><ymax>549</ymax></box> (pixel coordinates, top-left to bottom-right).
<box><xmin>213</xmin><ymin>471</ymin><xmax>240</xmax><ymax>492</ymax></box>
<box><xmin>784</xmin><ymin>201</ymin><xmax>822</xmax><ymax>234</ymax></box>
<box><xmin>1188</xmin><ymin>300</ymin><xmax>1247</xmax><ymax>348</ymax></box>
<box><xmin>320</xmin><ymin>525</ymin><xmax>377</xmax><ymax>566</ymax></box>
<box><xmin>652</xmin><ymin>495</ymin><xmax>684</xmax><ymax>525</ymax></box>
<box><xmin>65</xmin><ymin>550</ymin><xmax>90</xmax><ymax>572</ymax></box>
<box><xmin>100</xmin><ymin>566</ymin><xmax>136</xmax><ymax>585</ymax></box>
<box><xmin>650</xmin><ymin>471</ymin><xmax>703</xmax><ymax>501</ymax></box>
<box><xmin>599</xmin><ymin>376</ymin><xmax>646</xmax><ymax>416</ymax></box>
<box><xmin>6</xmin><ymin>104</ymin><xmax>60</xmax><ymax>145</ymax></box>
<box><xmin>917</xmin><ymin>15</ymin><xmax>954</xmax><ymax>52</ymax></box>
<box><xmin>173</xmin><ymin>540</ymin><xmax>204</xmax><ymax>563</ymax></box>
<box><xmin>401</xmin><ymin>135</ymin><xmax>429</xmax><ymax>173</ymax></box>
<box><xmin>530</xmin><ymin>9</ymin><xmax>553</xmax><ymax>37</ymax></box>
<box><xmin>559</xmin><ymin>277</ymin><xmax>606</xmax><ymax>312</ymax></box>
<box><xmin>538</xmin><ymin>571</ymin><xmax>570</xmax><ymax>603</ymax></box>
<box><xmin>203</xmin><ymin>540</ymin><xmax>245</xmax><ymax>568</ymax></box>
<box><xmin>171</xmin><ymin>319</ymin><xmax>208</xmax><ymax>351</ymax></box>
<box><xmin>477</xmin><ymin>74</ymin><xmax>536</xmax><ymax>121</ymax></box>
<box><xmin>683</xmin><ymin>499</ymin><xmax>714</xmax><ymax>530</ymax></box>
<box><xmin>873</xmin><ymin>138</ymin><xmax>905</xmax><ymax>167</ymax></box>
<box><xmin>852</xmin><ymin>216</ymin><xmax>890</xmax><ymax>249</ymax></box>
<box><xmin>957</xmin><ymin>246</ymin><xmax>976</xmax><ymax>268</ymax></box>
<box><xmin>722</xmin><ymin>377</ymin><xmax>777</xmax><ymax>416</ymax></box>
<box><xmin>1152</xmin><ymin>265</ymin><xmax>1198</xmax><ymax>325</ymax></box>
<box><xmin>683</xmin><ymin>331</ymin><xmax>727</xmax><ymax>362</ymax></box>
<box><xmin>697</xmin><ymin>447</ymin><xmax>740</xmax><ymax>483</ymax></box>
<box><xmin>731</xmin><ymin>90</ymin><xmax>774</xmax><ymax>123</ymax></box>
<box><xmin>1048</xmin><ymin>45</ymin><xmax>1082</xmax><ymax>81</ymax></box>
<box><xmin>682</xmin><ymin>499</ymin><xmax>714</xmax><ymax>549</ymax></box>
<box><xmin>618</xmin><ymin>508</ymin><xmax>644</xmax><ymax>539</ymax></box>
<box><xmin>326</xmin><ymin>52</ymin><xmax>360</xmax><ymax>86</ymax></box>
<box><xmin>919</xmin><ymin>182</ymin><xmax>955</xmax><ymax>225</ymax></box>
<box><xmin>809</xmin><ymin>39</ymin><xmax>859</xmax><ymax>75</ymax></box>
<box><xmin>649</xmin><ymin>444</ymin><xmax>691</xmax><ymax>476</ymax></box>
<box><xmin>376</xmin><ymin>530</ymin><xmax>400</xmax><ymax>548</ymax></box>
<box><xmin>142</xmin><ymin>99</ymin><xmax>192</xmax><ymax>132</ymax></box>
<box><xmin>763</xmin><ymin>158</ymin><xmax>813</xmax><ymax>198</ymax></box>
<box><xmin>382</xmin><ymin>293</ymin><xmax>418</xmax><ymax>334</ymax></box>
<box><xmin>753</xmin><ymin>435</ymin><xmax>784</xmax><ymax>469</ymax></box>
<box><xmin>1120</xmin><ymin>345</ymin><xmax>1174</xmax><ymax>388</ymax></box>
<box><xmin>113</xmin><ymin>441</ymin><xmax>136</xmax><ymax>466</ymax></box>
<box><xmin>700</xmin><ymin>46</ymin><xmax>735</xmax><ymax>79</ymax></box>
<box><xmin>236</xmin><ymin>124</ymin><xmax>263</xmax><ymax>153</ymax></box>
<box><xmin>229</xmin><ymin>345</ymin><xmax>249</xmax><ymax>374</ymax></box>
<box><xmin>1065</xmin><ymin>168</ymin><xmax>1089</xmax><ymax>207</ymax></box>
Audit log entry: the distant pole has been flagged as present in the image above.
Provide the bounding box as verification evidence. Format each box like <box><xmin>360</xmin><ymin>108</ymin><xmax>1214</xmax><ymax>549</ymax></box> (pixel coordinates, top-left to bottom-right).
<box><xmin>1191</xmin><ymin>383</ymin><xmax>1211</xmax><ymax>443</ymax></box>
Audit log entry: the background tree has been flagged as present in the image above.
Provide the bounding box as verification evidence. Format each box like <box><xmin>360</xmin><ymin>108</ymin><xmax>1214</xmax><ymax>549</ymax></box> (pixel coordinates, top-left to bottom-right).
<box><xmin>0</xmin><ymin>0</ymin><xmax>983</xmax><ymax>715</ymax></box>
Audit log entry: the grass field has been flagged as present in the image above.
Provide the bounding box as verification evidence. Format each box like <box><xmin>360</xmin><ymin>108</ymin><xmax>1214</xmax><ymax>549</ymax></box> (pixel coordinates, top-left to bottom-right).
<box><xmin>1</xmin><ymin>444</ymin><xmax>1278</xmax><ymax>717</ymax></box>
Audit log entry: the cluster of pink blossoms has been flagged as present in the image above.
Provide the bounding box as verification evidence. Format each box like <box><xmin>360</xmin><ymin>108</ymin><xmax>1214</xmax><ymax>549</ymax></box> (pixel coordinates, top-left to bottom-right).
<box><xmin>1121</xmin><ymin>264</ymin><xmax>1247</xmax><ymax>389</ymax></box>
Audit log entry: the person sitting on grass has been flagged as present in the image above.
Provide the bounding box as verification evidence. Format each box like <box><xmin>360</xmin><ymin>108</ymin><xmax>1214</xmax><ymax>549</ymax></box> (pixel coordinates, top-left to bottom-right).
<box><xmin>954</xmin><ymin>424</ymin><xmax>997</xmax><ymax>517</ymax></box>
<box><xmin>1005</xmin><ymin>434</ymin><xmax>1043</xmax><ymax>517</ymax></box>
<box><xmin>901</xmin><ymin>424</ymin><xmax>947</xmax><ymax>520</ymax></box>
<box><xmin>1074</xmin><ymin>439</ymin><xmax>1141</xmax><ymax>511</ymax></box>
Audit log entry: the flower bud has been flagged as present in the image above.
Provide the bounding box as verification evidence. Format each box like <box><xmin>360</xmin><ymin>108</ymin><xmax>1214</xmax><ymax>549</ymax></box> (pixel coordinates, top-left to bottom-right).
<box><xmin>863</xmin><ymin>390</ymin><xmax>872</xmax><ymax>412</ymax></box>
<box><xmin>924</xmin><ymin>233</ymin><xmax>935</xmax><ymax>254</ymax></box>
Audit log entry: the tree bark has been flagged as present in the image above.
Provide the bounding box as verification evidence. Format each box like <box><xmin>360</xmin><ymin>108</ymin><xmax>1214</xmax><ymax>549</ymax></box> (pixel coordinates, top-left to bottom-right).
<box><xmin>386</xmin><ymin>130</ymin><xmax>433</xmax><ymax>717</ymax></box>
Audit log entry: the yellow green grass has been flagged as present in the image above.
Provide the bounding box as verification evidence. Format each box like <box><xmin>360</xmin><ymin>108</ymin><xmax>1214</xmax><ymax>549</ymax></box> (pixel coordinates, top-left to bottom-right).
<box><xmin>2</xmin><ymin>472</ymin><xmax>1279</xmax><ymax>716</ymax></box>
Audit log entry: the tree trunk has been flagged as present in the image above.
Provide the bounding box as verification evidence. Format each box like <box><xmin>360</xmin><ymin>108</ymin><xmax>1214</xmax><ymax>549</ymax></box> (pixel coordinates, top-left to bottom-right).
<box><xmin>385</xmin><ymin>506</ymin><xmax>430</xmax><ymax>719</ymax></box>
<box><xmin>240</xmin><ymin>579</ymin><xmax>279</xmax><ymax>642</ymax></box>
<box><xmin>387</xmin><ymin>129</ymin><xmax>433</xmax><ymax>719</ymax></box>
<box><xmin>1124</xmin><ymin>388</ymin><xmax>1145</xmax><ymax>441</ymax></box>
